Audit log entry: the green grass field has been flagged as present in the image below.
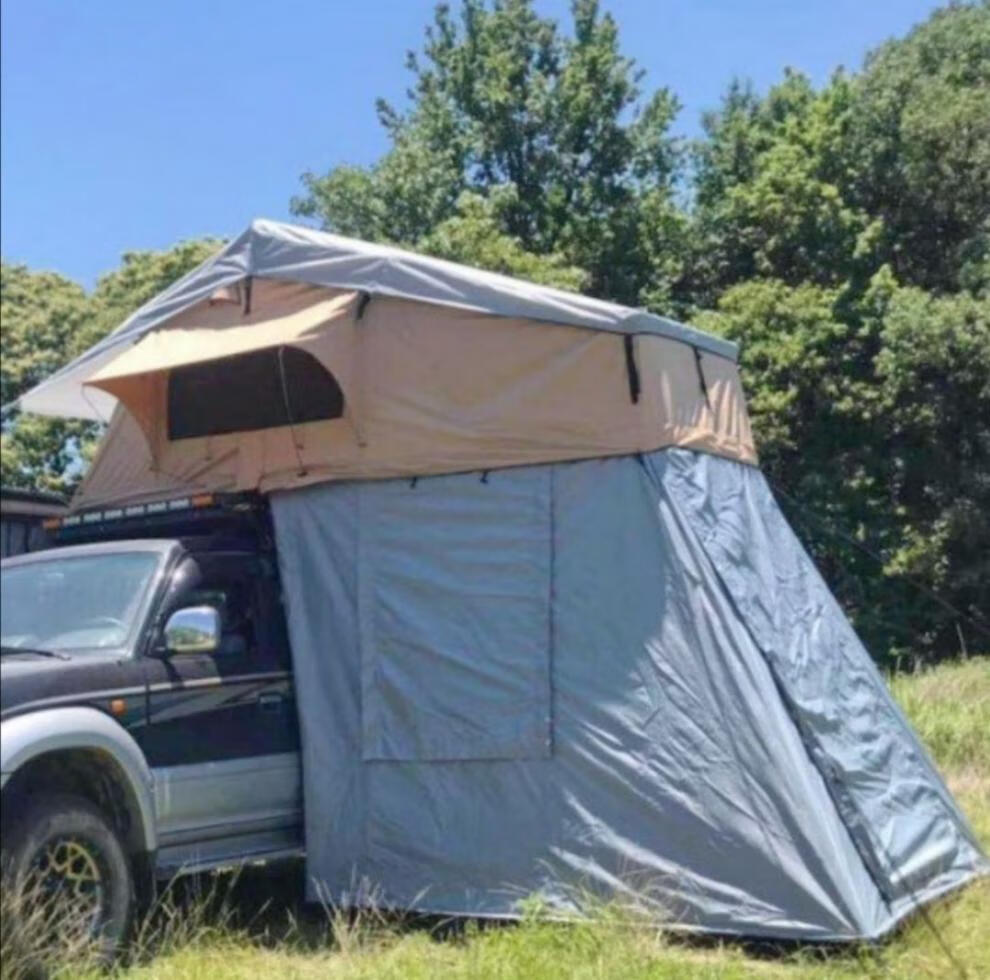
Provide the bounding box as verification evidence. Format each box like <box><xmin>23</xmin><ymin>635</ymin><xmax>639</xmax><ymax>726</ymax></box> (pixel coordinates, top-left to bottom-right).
<box><xmin>14</xmin><ymin>657</ymin><xmax>990</xmax><ymax>980</ymax></box>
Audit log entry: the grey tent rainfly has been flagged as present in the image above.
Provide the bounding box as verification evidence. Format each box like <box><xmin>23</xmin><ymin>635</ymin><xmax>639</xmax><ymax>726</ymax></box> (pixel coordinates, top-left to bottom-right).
<box><xmin>19</xmin><ymin>219</ymin><xmax>987</xmax><ymax>940</ymax></box>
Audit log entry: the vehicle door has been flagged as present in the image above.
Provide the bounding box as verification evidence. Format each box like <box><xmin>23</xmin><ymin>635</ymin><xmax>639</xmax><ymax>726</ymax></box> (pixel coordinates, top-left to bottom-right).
<box><xmin>139</xmin><ymin>551</ymin><xmax>301</xmax><ymax>849</ymax></box>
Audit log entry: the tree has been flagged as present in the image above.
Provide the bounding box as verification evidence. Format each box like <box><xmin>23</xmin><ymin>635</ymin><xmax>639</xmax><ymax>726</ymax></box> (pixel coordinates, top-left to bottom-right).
<box><xmin>1</xmin><ymin>264</ymin><xmax>87</xmax><ymax>409</ymax></box>
<box><xmin>689</xmin><ymin>2</ymin><xmax>990</xmax><ymax>301</ymax></box>
<box><xmin>418</xmin><ymin>190</ymin><xmax>587</xmax><ymax>289</ymax></box>
<box><xmin>688</xmin><ymin>69</ymin><xmax>884</xmax><ymax>305</ymax></box>
<box><xmin>1</xmin><ymin>264</ymin><xmax>92</xmax><ymax>492</ymax></box>
<box><xmin>845</xmin><ymin>2</ymin><xmax>990</xmax><ymax>293</ymax></box>
<box><xmin>293</xmin><ymin>0</ymin><xmax>681</xmax><ymax>306</ymax></box>
<box><xmin>869</xmin><ymin>281</ymin><xmax>990</xmax><ymax>649</ymax></box>
<box><xmin>1</xmin><ymin>241</ymin><xmax>220</xmax><ymax>493</ymax></box>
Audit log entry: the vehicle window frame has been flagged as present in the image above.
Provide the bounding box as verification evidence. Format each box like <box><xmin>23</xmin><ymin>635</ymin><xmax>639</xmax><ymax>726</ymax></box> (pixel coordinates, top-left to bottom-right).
<box><xmin>148</xmin><ymin>550</ymin><xmax>283</xmax><ymax>670</ymax></box>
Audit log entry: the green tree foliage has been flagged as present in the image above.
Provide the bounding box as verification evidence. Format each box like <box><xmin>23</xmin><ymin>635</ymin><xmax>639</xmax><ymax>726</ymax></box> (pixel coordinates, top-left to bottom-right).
<box><xmin>1</xmin><ymin>241</ymin><xmax>220</xmax><ymax>493</ymax></box>
<box><xmin>846</xmin><ymin>2</ymin><xmax>990</xmax><ymax>293</ymax></box>
<box><xmin>870</xmin><ymin>284</ymin><xmax>990</xmax><ymax>644</ymax></box>
<box><xmin>292</xmin><ymin>0</ymin><xmax>682</xmax><ymax>305</ymax></box>
<box><xmin>1</xmin><ymin>264</ymin><xmax>93</xmax><ymax>492</ymax></box>
<box><xmin>1</xmin><ymin>265</ymin><xmax>87</xmax><ymax>408</ymax></box>
<box><xmin>688</xmin><ymin>71</ymin><xmax>877</xmax><ymax>304</ymax></box>
<box><xmin>419</xmin><ymin>190</ymin><xmax>587</xmax><ymax>289</ymax></box>
<box><xmin>692</xmin><ymin>2</ymin><xmax>990</xmax><ymax>299</ymax></box>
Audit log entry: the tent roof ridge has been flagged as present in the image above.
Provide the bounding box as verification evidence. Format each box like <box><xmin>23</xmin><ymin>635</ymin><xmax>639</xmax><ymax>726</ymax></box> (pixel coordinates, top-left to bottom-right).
<box><xmin>244</xmin><ymin>218</ymin><xmax>737</xmax><ymax>359</ymax></box>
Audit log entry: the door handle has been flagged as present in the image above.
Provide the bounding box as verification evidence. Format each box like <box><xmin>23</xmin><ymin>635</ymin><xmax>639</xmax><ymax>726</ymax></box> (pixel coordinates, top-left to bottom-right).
<box><xmin>257</xmin><ymin>692</ymin><xmax>284</xmax><ymax>714</ymax></box>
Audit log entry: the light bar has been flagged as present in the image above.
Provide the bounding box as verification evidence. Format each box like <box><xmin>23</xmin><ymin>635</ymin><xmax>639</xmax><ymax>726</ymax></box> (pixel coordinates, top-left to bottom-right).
<box><xmin>42</xmin><ymin>492</ymin><xmax>241</xmax><ymax>533</ymax></box>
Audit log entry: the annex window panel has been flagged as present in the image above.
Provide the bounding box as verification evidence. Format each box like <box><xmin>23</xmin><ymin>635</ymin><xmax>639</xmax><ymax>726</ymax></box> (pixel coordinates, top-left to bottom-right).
<box><xmin>167</xmin><ymin>346</ymin><xmax>343</xmax><ymax>440</ymax></box>
<box><xmin>358</xmin><ymin>467</ymin><xmax>552</xmax><ymax>762</ymax></box>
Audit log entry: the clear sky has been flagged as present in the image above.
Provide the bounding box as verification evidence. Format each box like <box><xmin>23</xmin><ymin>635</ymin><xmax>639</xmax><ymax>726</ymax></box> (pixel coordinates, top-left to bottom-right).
<box><xmin>2</xmin><ymin>0</ymin><xmax>940</xmax><ymax>287</ymax></box>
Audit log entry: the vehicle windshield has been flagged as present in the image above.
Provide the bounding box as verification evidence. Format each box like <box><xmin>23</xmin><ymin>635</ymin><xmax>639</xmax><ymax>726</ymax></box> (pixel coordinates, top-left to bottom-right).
<box><xmin>1</xmin><ymin>551</ymin><xmax>162</xmax><ymax>654</ymax></box>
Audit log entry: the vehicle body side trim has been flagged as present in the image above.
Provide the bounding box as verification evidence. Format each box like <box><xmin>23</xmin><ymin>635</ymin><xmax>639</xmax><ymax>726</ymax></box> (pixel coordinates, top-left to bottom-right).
<box><xmin>0</xmin><ymin>671</ymin><xmax>293</xmax><ymax>721</ymax></box>
<box><xmin>153</xmin><ymin>751</ymin><xmax>301</xmax><ymax>843</ymax></box>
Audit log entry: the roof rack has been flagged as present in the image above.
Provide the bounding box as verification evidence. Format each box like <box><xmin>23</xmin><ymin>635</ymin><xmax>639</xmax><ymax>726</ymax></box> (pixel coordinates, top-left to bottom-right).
<box><xmin>44</xmin><ymin>492</ymin><xmax>265</xmax><ymax>543</ymax></box>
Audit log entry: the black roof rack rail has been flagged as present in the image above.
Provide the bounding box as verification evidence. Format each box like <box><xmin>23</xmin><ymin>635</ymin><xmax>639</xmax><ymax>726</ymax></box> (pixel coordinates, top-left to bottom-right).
<box><xmin>45</xmin><ymin>492</ymin><xmax>268</xmax><ymax>545</ymax></box>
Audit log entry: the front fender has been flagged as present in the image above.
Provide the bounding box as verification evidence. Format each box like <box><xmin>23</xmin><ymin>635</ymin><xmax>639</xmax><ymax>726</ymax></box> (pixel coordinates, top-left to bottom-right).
<box><xmin>0</xmin><ymin>706</ymin><xmax>156</xmax><ymax>853</ymax></box>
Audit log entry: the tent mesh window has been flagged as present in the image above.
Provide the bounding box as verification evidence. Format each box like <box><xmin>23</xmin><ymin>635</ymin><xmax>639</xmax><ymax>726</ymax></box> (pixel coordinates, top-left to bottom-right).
<box><xmin>357</xmin><ymin>468</ymin><xmax>553</xmax><ymax>762</ymax></box>
<box><xmin>167</xmin><ymin>346</ymin><xmax>344</xmax><ymax>440</ymax></box>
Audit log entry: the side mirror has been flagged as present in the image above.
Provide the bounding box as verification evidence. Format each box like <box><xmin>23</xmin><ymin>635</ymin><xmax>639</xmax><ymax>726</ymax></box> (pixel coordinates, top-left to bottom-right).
<box><xmin>163</xmin><ymin>606</ymin><xmax>220</xmax><ymax>655</ymax></box>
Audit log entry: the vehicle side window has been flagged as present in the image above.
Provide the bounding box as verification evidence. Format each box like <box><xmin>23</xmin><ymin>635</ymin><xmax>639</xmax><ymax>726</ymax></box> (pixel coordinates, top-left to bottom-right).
<box><xmin>184</xmin><ymin>579</ymin><xmax>255</xmax><ymax>658</ymax></box>
<box><xmin>162</xmin><ymin>552</ymin><xmax>289</xmax><ymax>671</ymax></box>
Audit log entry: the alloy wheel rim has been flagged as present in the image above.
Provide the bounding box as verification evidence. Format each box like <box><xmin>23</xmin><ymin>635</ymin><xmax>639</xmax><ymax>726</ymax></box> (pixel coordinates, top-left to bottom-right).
<box><xmin>30</xmin><ymin>836</ymin><xmax>105</xmax><ymax>934</ymax></box>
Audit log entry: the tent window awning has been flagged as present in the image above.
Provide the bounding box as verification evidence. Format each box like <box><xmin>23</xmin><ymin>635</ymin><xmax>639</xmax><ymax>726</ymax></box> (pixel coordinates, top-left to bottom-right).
<box><xmin>168</xmin><ymin>346</ymin><xmax>344</xmax><ymax>440</ymax></box>
<box><xmin>81</xmin><ymin>288</ymin><xmax>358</xmax><ymax>443</ymax></box>
<box><xmin>86</xmin><ymin>289</ymin><xmax>357</xmax><ymax>385</ymax></box>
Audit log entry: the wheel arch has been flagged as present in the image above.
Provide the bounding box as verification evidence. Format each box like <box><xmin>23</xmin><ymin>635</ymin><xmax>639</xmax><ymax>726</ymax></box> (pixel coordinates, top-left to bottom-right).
<box><xmin>1</xmin><ymin>707</ymin><xmax>156</xmax><ymax>856</ymax></box>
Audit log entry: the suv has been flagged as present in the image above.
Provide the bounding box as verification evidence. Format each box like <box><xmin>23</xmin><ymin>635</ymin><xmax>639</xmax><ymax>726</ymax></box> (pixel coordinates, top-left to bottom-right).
<box><xmin>0</xmin><ymin>495</ymin><xmax>302</xmax><ymax>951</ymax></box>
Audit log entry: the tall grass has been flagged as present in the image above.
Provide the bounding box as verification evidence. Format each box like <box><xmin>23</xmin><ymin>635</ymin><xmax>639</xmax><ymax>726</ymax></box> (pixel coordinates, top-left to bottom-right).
<box><xmin>889</xmin><ymin>656</ymin><xmax>990</xmax><ymax>846</ymax></box>
<box><xmin>0</xmin><ymin>875</ymin><xmax>106</xmax><ymax>980</ymax></box>
<box><xmin>0</xmin><ymin>868</ymin><xmax>253</xmax><ymax>980</ymax></box>
<box><xmin>3</xmin><ymin>657</ymin><xmax>988</xmax><ymax>979</ymax></box>
<box><xmin>888</xmin><ymin>657</ymin><xmax>990</xmax><ymax>771</ymax></box>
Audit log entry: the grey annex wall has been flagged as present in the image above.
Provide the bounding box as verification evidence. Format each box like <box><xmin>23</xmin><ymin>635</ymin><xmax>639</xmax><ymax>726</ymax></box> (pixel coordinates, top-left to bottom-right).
<box><xmin>270</xmin><ymin>447</ymin><xmax>987</xmax><ymax>940</ymax></box>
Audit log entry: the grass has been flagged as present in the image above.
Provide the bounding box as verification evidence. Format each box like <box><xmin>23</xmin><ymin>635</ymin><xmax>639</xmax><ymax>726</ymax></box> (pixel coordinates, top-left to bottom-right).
<box><xmin>7</xmin><ymin>657</ymin><xmax>989</xmax><ymax>980</ymax></box>
<box><xmin>1</xmin><ymin>871</ymin><xmax>112</xmax><ymax>979</ymax></box>
<box><xmin>888</xmin><ymin>657</ymin><xmax>990</xmax><ymax>848</ymax></box>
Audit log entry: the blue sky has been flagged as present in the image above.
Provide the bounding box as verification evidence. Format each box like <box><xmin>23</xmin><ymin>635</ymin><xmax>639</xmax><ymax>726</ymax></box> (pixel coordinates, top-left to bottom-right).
<box><xmin>2</xmin><ymin>0</ymin><xmax>939</xmax><ymax>287</ymax></box>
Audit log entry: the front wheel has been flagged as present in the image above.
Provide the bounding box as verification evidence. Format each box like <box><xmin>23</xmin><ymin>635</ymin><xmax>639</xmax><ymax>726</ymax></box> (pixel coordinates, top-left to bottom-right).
<box><xmin>1</xmin><ymin>792</ymin><xmax>135</xmax><ymax>966</ymax></box>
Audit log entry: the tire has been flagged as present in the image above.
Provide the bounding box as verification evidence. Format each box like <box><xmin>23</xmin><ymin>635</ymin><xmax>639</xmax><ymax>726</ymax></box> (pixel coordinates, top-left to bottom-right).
<box><xmin>1</xmin><ymin>792</ymin><xmax>135</xmax><ymax>967</ymax></box>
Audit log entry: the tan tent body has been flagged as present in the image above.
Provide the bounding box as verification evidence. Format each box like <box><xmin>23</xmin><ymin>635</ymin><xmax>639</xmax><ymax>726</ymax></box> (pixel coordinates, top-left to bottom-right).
<box><xmin>17</xmin><ymin>220</ymin><xmax>754</xmax><ymax>510</ymax></box>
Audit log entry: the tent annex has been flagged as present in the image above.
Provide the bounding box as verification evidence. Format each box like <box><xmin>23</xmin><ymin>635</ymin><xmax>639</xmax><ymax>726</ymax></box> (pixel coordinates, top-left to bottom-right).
<box><xmin>17</xmin><ymin>219</ymin><xmax>987</xmax><ymax>939</ymax></box>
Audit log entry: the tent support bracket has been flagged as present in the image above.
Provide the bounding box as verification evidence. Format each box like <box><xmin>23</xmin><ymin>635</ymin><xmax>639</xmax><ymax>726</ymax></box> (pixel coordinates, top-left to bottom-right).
<box><xmin>693</xmin><ymin>347</ymin><xmax>712</xmax><ymax>410</ymax></box>
<box><xmin>623</xmin><ymin>335</ymin><xmax>641</xmax><ymax>404</ymax></box>
<box><xmin>356</xmin><ymin>291</ymin><xmax>372</xmax><ymax>320</ymax></box>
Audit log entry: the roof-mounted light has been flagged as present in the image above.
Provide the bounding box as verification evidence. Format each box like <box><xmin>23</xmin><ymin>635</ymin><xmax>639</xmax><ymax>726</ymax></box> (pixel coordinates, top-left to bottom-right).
<box><xmin>39</xmin><ymin>492</ymin><xmax>256</xmax><ymax>536</ymax></box>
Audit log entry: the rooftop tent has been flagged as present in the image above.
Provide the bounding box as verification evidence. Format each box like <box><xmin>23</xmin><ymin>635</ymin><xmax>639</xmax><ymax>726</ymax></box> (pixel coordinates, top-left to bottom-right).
<box><xmin>16</xmin><ymin>219</ymin><xmax>987</xmax><ymax>938</ymax></box>
<box><xmin>20</xmin><ymin>223</ymin><xmax>755</xmax><ymax>509</ymax></box>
